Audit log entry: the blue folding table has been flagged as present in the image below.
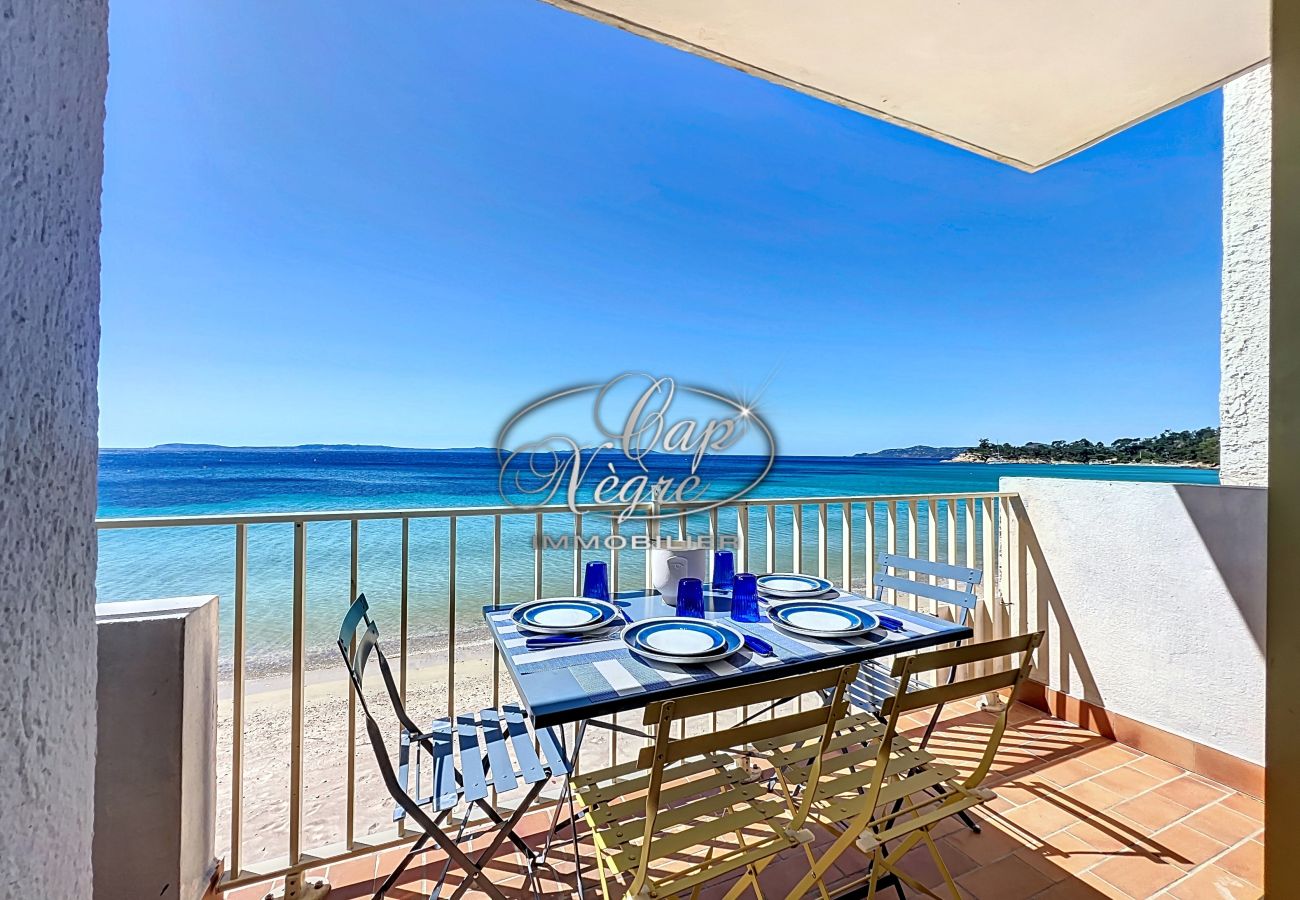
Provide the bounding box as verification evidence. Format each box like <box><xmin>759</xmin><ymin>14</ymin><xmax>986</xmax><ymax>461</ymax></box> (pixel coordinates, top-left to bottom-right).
<box><xmin>483</xmin><ymin>588</ymin><xmax>973</xmax><ymax>896</ymax></box>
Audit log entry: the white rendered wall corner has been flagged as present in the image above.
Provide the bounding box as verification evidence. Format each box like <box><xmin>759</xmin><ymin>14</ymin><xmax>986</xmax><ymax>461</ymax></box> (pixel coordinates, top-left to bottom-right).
<box><xmin>0</xmin><ymin>0</ymin><xmax>107</xmax><ymax>896</ymax></box>
<box><xmin>1222</xmin><ymin>65</ymin><xmax>1272</xmax><ymax>486</ymax></box>
<box><xmin>1003</xmin><ymin>477</ymin><xmax>1266</xmax><ymax>765</ymax></box>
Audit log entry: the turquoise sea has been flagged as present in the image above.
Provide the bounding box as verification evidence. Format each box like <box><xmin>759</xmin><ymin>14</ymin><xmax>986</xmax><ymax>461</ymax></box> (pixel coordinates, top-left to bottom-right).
<box><xmin>97</xmin><ymin>448</ymin><xmax>1217</xmax><ymax>675</ymax></box>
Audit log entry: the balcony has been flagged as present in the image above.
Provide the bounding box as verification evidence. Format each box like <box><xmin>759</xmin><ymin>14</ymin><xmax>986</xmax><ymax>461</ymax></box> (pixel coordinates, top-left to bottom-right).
<box><xmin>95</xmin><ymin>483</ymin><xmax>1265</xmax><ymax>900</ymax></box>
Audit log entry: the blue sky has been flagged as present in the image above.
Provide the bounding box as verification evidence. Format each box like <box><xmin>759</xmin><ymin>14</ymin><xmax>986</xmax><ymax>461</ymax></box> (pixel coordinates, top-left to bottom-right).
<box><xmin>100</xmin><ymin>1</ymin><xmax>1225</xmax><ymax>455</ymax></box>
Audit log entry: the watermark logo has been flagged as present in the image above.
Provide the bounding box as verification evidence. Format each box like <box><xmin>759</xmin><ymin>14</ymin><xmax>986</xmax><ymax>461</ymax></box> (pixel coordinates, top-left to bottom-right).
<box><xmin>496</xmin><ymin>373</ymin><xmax>775</xmax><ymax>522</ymax></box>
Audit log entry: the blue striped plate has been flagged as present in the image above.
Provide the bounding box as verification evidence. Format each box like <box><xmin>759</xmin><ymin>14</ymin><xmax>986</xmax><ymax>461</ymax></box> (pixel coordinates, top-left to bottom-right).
<box><xmin>756</xmin><ymin>573</ymin><xmax>835</xmax><ymax>598</ymax></box>
<box><xmin>622</xmin><ymin>618</ymin><xmax>742</xmax><ymax>665</ymax></box>
<box><xmin>768</xmin><ymin>601</ymin><xmax>878</xmax><ymax>638</ymax></box>
<box><xmin>512</xmin><ymin>598</ymin><xmax>619</xmax><ymax>634</ymax></box>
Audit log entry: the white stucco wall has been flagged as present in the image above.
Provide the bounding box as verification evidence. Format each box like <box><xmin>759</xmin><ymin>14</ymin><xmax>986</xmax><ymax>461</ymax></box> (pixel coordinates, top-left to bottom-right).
<box><xmin>1221</xmin><ymin>65</ymin><xmax>1271</xmax><ymax>486</ymax></box>
<box><xmin>1003</xmin><ymin>477</ymin><xmax>1266</xmax><ymax>765</ymax></box>
<box><xmin>0</xmin><ymin>1</ymin><xmax>107</xmax><ymax>896</ymax></box>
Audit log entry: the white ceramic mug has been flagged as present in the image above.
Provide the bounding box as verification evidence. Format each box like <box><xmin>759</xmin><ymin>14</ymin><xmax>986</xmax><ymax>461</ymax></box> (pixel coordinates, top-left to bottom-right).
<box><xmin>649</xmin><ymin>541</ymin><xmax>710</xmax><ymax>606</ymax></box>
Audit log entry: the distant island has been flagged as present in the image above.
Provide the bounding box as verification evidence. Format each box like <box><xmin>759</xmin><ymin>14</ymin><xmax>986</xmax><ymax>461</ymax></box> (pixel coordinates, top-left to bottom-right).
<box><xmin>855</xmin><ymin>445</ymin><xmax>968</xmax><ymax>460</ymax></box>
<box><xmin>952</xmin><ymin>428</ymin><xmax>1219</xmax><ymax>467</ymax></box>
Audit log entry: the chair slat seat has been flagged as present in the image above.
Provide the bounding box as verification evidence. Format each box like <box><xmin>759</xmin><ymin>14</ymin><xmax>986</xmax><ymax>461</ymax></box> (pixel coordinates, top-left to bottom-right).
<box><xmin>397</xmin><ymin>706</ymin><xmax>566</xmax><ymax>817</ymax></box>
<box><xmin>577</xmin><ymin>750</ymin><xmax>800</xmax><ymax>880</ymax></box>
<box><xmin>477</xmin><ymin>708</ymin><xmax>519</xmax><ymax>794</ymax></box>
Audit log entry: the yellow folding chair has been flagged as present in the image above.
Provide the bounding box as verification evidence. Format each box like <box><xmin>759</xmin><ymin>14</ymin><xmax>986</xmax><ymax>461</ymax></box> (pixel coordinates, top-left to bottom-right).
<box><xmin>753</xmin><ymin>632</ymin><xmax>1044</xmax><ymax>900</ymax></box>
<box><xmin>571</xmin><ymin>663</ymin><xmax>859</xmax><ymax>900</ymax></box>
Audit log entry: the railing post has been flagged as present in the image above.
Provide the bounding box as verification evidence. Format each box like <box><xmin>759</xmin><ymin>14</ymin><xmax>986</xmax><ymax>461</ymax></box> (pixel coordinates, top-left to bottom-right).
<box><xmin>288</xmin><ymin>521</ymin><xmax>307</xmax><ymax>868</ymax></box>
<box><xmin>765</xmin><ymin>505</ymin><xmax>776</xmax><ymax>573</ymax></box>
<box><xmin>345</xmin><ymin>519</ymin><xmax>358</xmax><ymax>848</ymax></box>
<box><xmin>400</xmin><ymin>517</ymin><xmax>410</xmax><ymax>702</ymax></box>
<box><xmin>840</xmin><ymin>502</ymin><xmax>853</xmax><ymax>591</ymax></box>
<box><xmin>817</xmin><ymin>503</ymin><xmax>829</xmax><ymax>579</ymax></box>
<box><xmin>736</xmin><ymin>503</ymin><xmax>749</xmax><ymax>573</ymax></box>
<box><xmin>864</xmin><ymin>501</ymin><xmax>877</xmax><ymax>588</ymax></box>
<box><xmin>573</xmin><ymin>512</ymin><xmax>583</xmax><ymax>595</ymax></box>
<box><xmin>980</xmin><ymin>498</ymin><xmax>1005</xmax><ymax>711</ymax></box>
<box><xmin>792</xmin><ymin>504</ymin><xmax>803</xmax><ymax>573</ymax></box>
<box><xmin>534</xmin><ymin>513</ymin><xmax>544</xmax><ymax>600</ymax></box>
<box><xmin>448</xmin><ymin>515</ymin><xmax>457</xmax><ymax>721</ymax></box>
<box><xmin>885</xmin><ymin>502</ymin><xmax>899</xmax><ymax>603</ymax></box>
<box><xmin>230</xmin><ymin>524</ymin><xmax>247</xmax><ymax>878</ymax></box>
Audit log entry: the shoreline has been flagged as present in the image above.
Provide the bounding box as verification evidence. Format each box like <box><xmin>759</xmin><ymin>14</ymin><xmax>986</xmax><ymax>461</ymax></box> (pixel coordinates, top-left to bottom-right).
<box><xmin>944</xmin><ymin>456</ymin><xmax>1218</xmax><ymax>469</ymax></box>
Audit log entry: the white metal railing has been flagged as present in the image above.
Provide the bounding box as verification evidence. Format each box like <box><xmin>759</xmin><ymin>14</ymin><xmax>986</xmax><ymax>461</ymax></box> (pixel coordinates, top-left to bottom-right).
<box><xmin>94</xmin><ymin>491</ymin><xmax>1020</xmax><ymax>891</ymax></box>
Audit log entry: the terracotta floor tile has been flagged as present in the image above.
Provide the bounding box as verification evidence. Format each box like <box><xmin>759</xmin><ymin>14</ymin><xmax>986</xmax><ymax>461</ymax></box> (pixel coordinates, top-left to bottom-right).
<box><xmin>1151</xmin><ymin>775</ymin><xmax>1229</xmax><ymax>812</ymax></box>
<box><xmin>1167</xmin><ymin>864</ymin><xmax>1260</xmax><ymax>900</ymax></box>
<box><xmin>1091</xmin><ymin>765</ymin><xmax>1165</xmax><ymax>798</ymax></box>
<box><xmin>1215</xmin><ymin>839</ymin><xmax>1263</xmax><ymax>888</ymax></box>
<box><xmin>1182</xmin><ymin>805</ymin><xmax>1261</xmax><ymax>846</ymax></box>
<box><xmin>1017</xmin><ymin>828</ymin><xmax>1112</xmax><ymax>879</ymax></box>
<box><xmin>1033</xmin><ymin>875</ymin><xmax>1131</xmax><ymax>899</ymax></box>
<box><xmin>1001</xmin><ymin>798</ymin><xmax>1089</xmax><ymax>838</ymax></box>
<box><xmin>994</xmin><ymin>780</ymin><xmax>1054</xmax><ymax>808</ymax></box>
<box><xmin>1112</xmin><ymin>793</ymin><xmax>1195</xmax><ymax>833</ymax></box>
<box><xmin>1217</xmin><ymin>792</ymin><xmax>1264</xmax><ymax>824</ymax></box>
<box><xmin>1129</xmin><ymin>755</ymin><xmax>1187</xmax><ymax>783</ymax></box>
<box><xmin>1147</xmin><ymin>823</ymin><xmax>1227</xmax><ymax>871</ymax></box>
<box><xmin>894</xmin><ymin>840</ymin><xmax>979</xmax><ymax>889</ymax></box>
<box><xmin>1065</xmin><ymin>819</ymin><xmax>1141</xmax><ymax>855</ymax></box>
<box><xmin>942</xmin><ymin>818</ymin><xmax>1027</xmax><ymax>865</ymax></box>
<box><xmin>1037</xmin><ymin>757</ymin><xmax>1105</xmax><ymax>788</ymax></box>
<box><xmin>1062</xmin><ymin>779</ymin><xmax>1129</xmax><ymax>816</ymax></box>
<box><xmin>1074</xmin><ymin>742</ymin><xmax>1143</xmax><ymax>773</ymax></box>
<box><xmin>956</xmin><ymin>851</ymin><xmax>1055</xmax><ymax>899</ymax></box>
<box><xmin>1090</xmin><ymin>851</ymin><xmax>1183</xmax><ymax>898</ymax></box>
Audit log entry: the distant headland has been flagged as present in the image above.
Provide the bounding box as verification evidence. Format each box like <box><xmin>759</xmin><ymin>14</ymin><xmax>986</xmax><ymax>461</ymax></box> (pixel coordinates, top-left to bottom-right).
<box><xmin>949</xmin><ymin>428</ymin><xmax>1219</xmax><ymax>468</ymax></box>
<box><xmin>854</xmin><ymin>446</ymin><xmax>968</xmax><ymax>460</ymax></box>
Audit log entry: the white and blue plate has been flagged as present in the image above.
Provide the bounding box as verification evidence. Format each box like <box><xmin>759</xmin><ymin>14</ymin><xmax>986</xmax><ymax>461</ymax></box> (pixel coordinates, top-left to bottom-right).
<box><xmin>512</xmin><ymin>597</ymin><xmax>620</xmax><ymax>634</ymax></box>
<box><xmin>622</xmin><ymin>617</ymin><xmax>742</xmax><ymax>665</ymax></box>
<box><xmin>768</xmin><ymin>600</ymin><xmax>879</xmax><ymax>638</ymax></box>
<box><xmin>756</xmin><ymin>573</ymin><xmax>836</xmax><ymax>598</ymax></box>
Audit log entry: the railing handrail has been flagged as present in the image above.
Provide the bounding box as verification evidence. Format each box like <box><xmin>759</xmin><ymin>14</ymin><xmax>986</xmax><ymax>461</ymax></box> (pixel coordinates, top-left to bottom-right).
<box><xmin>94</xmin><ymin>490</ymin><xmax>1018</xmax><ymax>530</ymax></box>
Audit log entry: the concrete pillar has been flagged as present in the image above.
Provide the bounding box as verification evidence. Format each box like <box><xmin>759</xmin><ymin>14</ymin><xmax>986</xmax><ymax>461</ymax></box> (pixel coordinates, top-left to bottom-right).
<box><xmin>0</xmin><ymin>0</ymin><xmax>107</xmax><ymax>896</ymax></box>
<box><xmin>1222</xmin><ymin>65</ymin><xmax>1272</xmax><ymax>486</ymax></box>
<box><xmin>94</xmin><ymin>598</ymin><xmax>220</xmax><ymax>900</ymax></box>
<box><xmin>1270</xmin><ymin>1</ymin><xmax>1300</xmax><ymax>888</ymax></box>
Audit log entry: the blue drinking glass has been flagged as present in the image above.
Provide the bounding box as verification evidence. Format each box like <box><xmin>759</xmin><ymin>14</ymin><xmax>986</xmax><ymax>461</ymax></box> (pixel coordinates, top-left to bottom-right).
<box><xmin>675</xmin><ymin>577</ymin><xmax>705</xmax><ymax>619</ymax></box>
<box><xmin>713</xmin><ymin>550</ymin><xmax>736</xmax><ymax>591</ymax></box>
<box><xmin>582</xmin><ymin>560</ymin><xmax>610</xmax><ymax>602</ymax></box>
<box><xmin>730</xmin><ymin>573</ymin><xmax>760</xmax><ymax>623</ymax></box>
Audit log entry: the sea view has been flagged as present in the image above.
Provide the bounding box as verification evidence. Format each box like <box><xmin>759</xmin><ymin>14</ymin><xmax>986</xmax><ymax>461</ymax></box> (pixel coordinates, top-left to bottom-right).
<box><xmin>97</xmin><ymin>447</ymin><xmax>1218</xmax><ymax>676</ymax></box>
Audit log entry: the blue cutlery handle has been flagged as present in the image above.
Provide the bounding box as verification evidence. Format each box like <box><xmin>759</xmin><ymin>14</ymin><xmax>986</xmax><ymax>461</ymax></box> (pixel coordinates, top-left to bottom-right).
<box><xmin>744</xmin><ymin>635</ymin><xmax>774</xmax><ymax>656</ymax></box>
<box><xmin>877</xmin><ymin>615</ymin><xmax>904</xmax><ymax>632</ymax></box>
<box><xmin>526</xmin><ymin>634</ymin><xmax>582</xmax><ymax>647</ymax></box>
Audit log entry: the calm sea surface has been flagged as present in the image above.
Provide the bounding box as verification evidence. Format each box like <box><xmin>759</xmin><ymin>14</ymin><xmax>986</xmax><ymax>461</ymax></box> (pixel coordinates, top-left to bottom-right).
<box><xmin>97</xmin><ymin>448</ymin><xmax>1217</xmax><ymax>674</ymax></box>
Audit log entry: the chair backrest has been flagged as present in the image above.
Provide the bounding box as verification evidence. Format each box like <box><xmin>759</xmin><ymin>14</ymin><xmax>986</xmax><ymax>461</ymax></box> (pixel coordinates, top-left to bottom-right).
<box><xmin>858</xmin><ymin>632</ymin><xmax>1043</xmax><ymax>821</ymax></box>
<box><xmin>629</xmin><ymin>664</ymin><xmax>858</xmax><ymax>881</ymax></box>
<box><xmin>336</xmin><ymin>594</ymin><xmax>423</xmax><ymax>763</ymax></box>
<box><xmin>873</xmin><ymin>553</ymin><xmax>981</xmax><ymax>624</ymax></box>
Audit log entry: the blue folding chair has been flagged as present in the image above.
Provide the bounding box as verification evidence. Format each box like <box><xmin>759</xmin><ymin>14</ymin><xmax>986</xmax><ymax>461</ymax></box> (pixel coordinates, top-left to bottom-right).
<box><xmin>849</xmin><ymin>553</ymin><xmax>985</xmax><ymax>836</ymax></box>
<box><xmin>849</xmin><ymin>553</ymin><xmax>982</xmax><ymax>730</ymax></box>
<box><xmin>338</xmin><ymin>594</ymin><xmax>570</xmax><ymax>900</ymax></box>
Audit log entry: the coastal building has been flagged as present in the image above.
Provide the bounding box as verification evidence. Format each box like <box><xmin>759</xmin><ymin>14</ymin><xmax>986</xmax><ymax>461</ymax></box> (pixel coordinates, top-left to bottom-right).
<box><xmin>2</xmin><ymin>1</ymin><xmax>1289</xmax><ymax>898</ymax></box>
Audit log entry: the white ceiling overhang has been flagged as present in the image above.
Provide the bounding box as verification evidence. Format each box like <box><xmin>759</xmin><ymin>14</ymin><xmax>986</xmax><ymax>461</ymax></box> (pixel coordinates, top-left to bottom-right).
<box><xmin>541</xmin><ymin>0</ymin><xmax>1269</xmax><ymax>171</ymax></box>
